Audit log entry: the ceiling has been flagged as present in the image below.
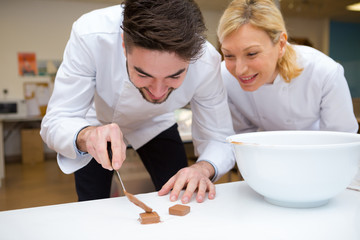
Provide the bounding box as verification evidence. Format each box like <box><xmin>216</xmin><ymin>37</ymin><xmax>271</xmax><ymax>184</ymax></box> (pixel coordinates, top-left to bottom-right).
<box><xmin>197</xmin><ymin>0</ymin><xmax>360</xmax><ymax>23</ymax></box>
<box><xmin>47</xmin><ymin>0</ymin><xmax>360</xmax><ymax>23</ymax></box>
<box><xmin>277</xmin><ymin>0</ymin><xmax>360</xmax><ymax>22</ymax></box>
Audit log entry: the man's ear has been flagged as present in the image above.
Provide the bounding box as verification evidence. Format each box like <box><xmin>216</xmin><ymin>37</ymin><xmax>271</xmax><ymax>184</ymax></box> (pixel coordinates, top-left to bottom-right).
<box><xmin>279</xmin><ymin>32</ymin><xmax>287</xmax><ymax>58</ymax></box>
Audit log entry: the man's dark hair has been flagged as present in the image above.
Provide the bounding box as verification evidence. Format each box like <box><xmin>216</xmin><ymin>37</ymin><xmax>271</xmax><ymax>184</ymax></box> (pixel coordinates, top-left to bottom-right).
<box><xmin>122</xmin><ymin>0</ymin><xmax>207</xmax><ymax>62</ymax></box>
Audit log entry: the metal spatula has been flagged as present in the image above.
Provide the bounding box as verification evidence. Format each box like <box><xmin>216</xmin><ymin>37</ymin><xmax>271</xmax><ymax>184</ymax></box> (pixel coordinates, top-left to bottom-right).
<box><xmin>107</xmin><ymin>142</ymin><xmax>153</xmax><ymax>213</ymax></box>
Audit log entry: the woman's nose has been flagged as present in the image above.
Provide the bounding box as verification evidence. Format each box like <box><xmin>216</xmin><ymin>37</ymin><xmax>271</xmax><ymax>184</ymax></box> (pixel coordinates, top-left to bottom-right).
<box><xmin>235</xmin><ymin>59</ymin><xmax>248</xmax><ymax>76</ymax></box>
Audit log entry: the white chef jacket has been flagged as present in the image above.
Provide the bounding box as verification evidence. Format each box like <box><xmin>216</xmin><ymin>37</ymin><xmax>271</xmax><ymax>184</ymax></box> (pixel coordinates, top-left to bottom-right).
<box><xmin>40</xmin><ymin>5</ymin><xmax>235</xmax><ymax>181</ymax></box>
<box><xmin>221</xmin><ymin>45</ymin><xmax>358</xmax><ymax>134</ymax></box>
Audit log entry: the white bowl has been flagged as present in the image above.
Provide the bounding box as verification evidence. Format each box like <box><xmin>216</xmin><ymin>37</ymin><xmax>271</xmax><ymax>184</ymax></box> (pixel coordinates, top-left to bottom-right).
<box><xmin>227</xmin><ymin>131</ymin><xmax>360</xmax><ymax>208</ymax></box>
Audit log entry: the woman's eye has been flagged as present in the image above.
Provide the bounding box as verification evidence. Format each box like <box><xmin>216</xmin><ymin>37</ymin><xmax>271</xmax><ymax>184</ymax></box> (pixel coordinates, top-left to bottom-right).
<box><xmin>248</xmin><ymin>52</ymin><xmax>258</xmax><ymax>57</ymax></box>
<box><xmin>224</xmin><ymin>55</ymin><xmax>234</xmax><ymax>59</ymax></box>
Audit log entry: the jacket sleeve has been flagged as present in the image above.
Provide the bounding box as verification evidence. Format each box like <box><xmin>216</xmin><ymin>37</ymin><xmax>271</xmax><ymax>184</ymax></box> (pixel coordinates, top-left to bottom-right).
<box><xmin>319</xmin><ymin>63</ymin><xmax>358</xmax><ymax>133</ymax></box>
<box><xmin>40</xmin><ymin>20</ymin><xmax>97</xmax><ymax>163</ymax></box>
<box><xmin>189</xmin><ymin>43</ymin><xmax>236</xmax><ymax>182</ymax></box>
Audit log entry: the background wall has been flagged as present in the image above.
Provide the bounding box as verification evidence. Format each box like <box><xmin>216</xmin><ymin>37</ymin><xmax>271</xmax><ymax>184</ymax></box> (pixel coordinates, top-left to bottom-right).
<box><xmin>0</xmin><ymin>0</ymin><xmax>353</xmax><ymax>158</ymax></box>
<box><xmin>329</xmin><ymin>21</ymin><xmax>360</xmax><ymax>98</ymax></box>
<box><xmin>0</xmin><ymin>0</ymin><xmax>111</xmax><ymax>99</ymax></box>
<box><xmin>285</xmin><ymin>17</ymin><xmax>329</xmax><ymax>53</ymax></box>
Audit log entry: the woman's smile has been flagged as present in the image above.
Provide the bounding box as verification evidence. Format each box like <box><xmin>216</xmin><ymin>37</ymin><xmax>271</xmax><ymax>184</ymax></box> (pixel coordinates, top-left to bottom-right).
<box><xmin>238</xmin><ymin>73</ymin><xmax>258</xmax><ymax>84</ymax></box>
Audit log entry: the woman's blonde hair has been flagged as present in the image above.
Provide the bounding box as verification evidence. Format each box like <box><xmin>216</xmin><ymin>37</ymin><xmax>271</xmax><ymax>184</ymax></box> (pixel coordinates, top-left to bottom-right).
<box><xmin>217</xmin><ymin>0</ymin><xmax>303</xmax><ymax>82</ymax></box>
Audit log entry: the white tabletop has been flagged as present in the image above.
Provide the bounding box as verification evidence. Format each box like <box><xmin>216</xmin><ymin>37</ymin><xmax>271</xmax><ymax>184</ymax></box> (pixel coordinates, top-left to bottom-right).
<box><xmin>0</xmin><ymin>181</ymin><xmax>359</xmax><ymax>240</ymax></box>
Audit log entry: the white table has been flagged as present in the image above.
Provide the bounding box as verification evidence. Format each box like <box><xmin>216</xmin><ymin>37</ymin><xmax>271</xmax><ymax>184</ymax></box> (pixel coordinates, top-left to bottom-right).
<box><xmin>0</xmin><ymin>116</ymin><xmax>42</xmax><ymax>187</ymax></box>
<box><xmin>0</xmin><ymin>181</ymin><xmax>359</xmax><ymax>240</ymax></box>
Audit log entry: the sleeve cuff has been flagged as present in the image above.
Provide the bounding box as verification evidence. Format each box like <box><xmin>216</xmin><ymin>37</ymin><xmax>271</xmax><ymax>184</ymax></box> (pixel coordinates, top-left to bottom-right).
<box><xmin>73</xmin><ymin>125</ymin><xmax>90</xmax><ymax>156</ymax></box>
<box><xmin>196</xmin><ymin>159</ymin><xmax>218</xmax><ymax>182</ymax></box>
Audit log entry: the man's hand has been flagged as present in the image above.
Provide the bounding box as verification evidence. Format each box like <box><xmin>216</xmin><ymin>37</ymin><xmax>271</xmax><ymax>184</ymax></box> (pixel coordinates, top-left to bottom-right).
<box><xmin>76</xmin><ymin>123</ymin><xmax>127</xmax><ymax>171</ymax></box>
<box><xmin>158</xmin><ymin>161</ymin><xmax>216</xmax><ymax>203</ymax></box>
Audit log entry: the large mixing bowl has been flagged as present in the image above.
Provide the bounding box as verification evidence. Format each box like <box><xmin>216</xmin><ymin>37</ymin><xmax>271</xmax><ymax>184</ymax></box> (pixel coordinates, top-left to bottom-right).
<box><xmin>227</xmin><ymin>131</ymin><xmax>360</xmax><ymax>208</ymax></box>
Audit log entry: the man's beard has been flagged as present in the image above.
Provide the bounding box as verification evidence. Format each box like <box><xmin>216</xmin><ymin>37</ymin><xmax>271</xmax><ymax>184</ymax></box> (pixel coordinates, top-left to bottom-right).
<box><xmin>137</xmin><ymin>86</ymin><xmax>175</xmax><ymax>104</ymax></box>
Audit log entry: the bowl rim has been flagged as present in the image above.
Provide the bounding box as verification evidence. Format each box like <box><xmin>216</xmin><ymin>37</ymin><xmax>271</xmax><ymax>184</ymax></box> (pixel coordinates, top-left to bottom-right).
<box><xmin>226</xmin><ymin>130</ymin><xmax>360</xmax><ymax>148</ymax></box>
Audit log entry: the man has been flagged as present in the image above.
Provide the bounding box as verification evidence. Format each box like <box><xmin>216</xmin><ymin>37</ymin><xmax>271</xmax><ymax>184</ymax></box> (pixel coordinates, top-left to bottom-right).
<box><xmin>40</xmin><ymin>0</ymin><xmax>235</xmax><ymax>204</ymax></box>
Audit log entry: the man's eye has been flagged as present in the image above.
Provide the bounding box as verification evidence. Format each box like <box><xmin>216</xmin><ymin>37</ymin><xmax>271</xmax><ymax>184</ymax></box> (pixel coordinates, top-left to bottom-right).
<box><xmin>138</xmin><ymin>74</ymin><xmax>148</xmax><ymax>78</ymax></box>
<box><xmin>171</xmin><ymin>76</ymin><xmax>180</xmax><ymax>79</ymax></box>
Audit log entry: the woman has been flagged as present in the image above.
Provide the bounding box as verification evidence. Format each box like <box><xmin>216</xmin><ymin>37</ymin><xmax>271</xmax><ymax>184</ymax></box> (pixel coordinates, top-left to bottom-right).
<box><xmin>217</xmin><ymin>0</ymin><xmax>358</xmax><ymax>133</ymax></box>
<box><xmin>217</xmin><ymin>0</ymin><xmax>359</xmax><ymax>185</ymax></box>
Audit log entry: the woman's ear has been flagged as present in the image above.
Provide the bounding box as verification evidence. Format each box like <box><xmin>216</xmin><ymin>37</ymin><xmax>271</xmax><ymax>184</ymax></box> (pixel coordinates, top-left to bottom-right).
<box><xmin>279</xmin><ymin>32</ymin><xmax>287</xmax><ymax>58</ymax></box>
<box><xmin>121</xmin><ymin>33</ymin><xmax>126</xmax><ymax>56</ymax></box>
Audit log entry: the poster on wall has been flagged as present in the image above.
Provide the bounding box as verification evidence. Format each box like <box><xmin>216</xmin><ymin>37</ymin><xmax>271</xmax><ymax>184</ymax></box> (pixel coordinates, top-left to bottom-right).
<box><xmin>18</xmin><ymin>52</ymin><xmax>38</xmax><ymax>76</ymax></box>
<box><xmin>37</xmin><ymin>59</ymin><xmax>61</xmax><ymax>76</ymax></box>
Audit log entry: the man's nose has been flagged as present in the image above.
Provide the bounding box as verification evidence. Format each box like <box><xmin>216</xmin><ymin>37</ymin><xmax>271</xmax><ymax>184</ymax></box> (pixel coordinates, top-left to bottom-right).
<box><xmin>149</xmin><ymin>79</ymin><xmax>167</xmax><ymax>97</ymax></box>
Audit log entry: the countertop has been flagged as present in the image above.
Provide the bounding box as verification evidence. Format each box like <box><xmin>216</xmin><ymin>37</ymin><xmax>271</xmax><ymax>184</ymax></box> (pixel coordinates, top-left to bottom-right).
<box><xmin>0</xmin><ymin>181</ymin><xmax>359</xmax><ymax>240</ymax></box>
